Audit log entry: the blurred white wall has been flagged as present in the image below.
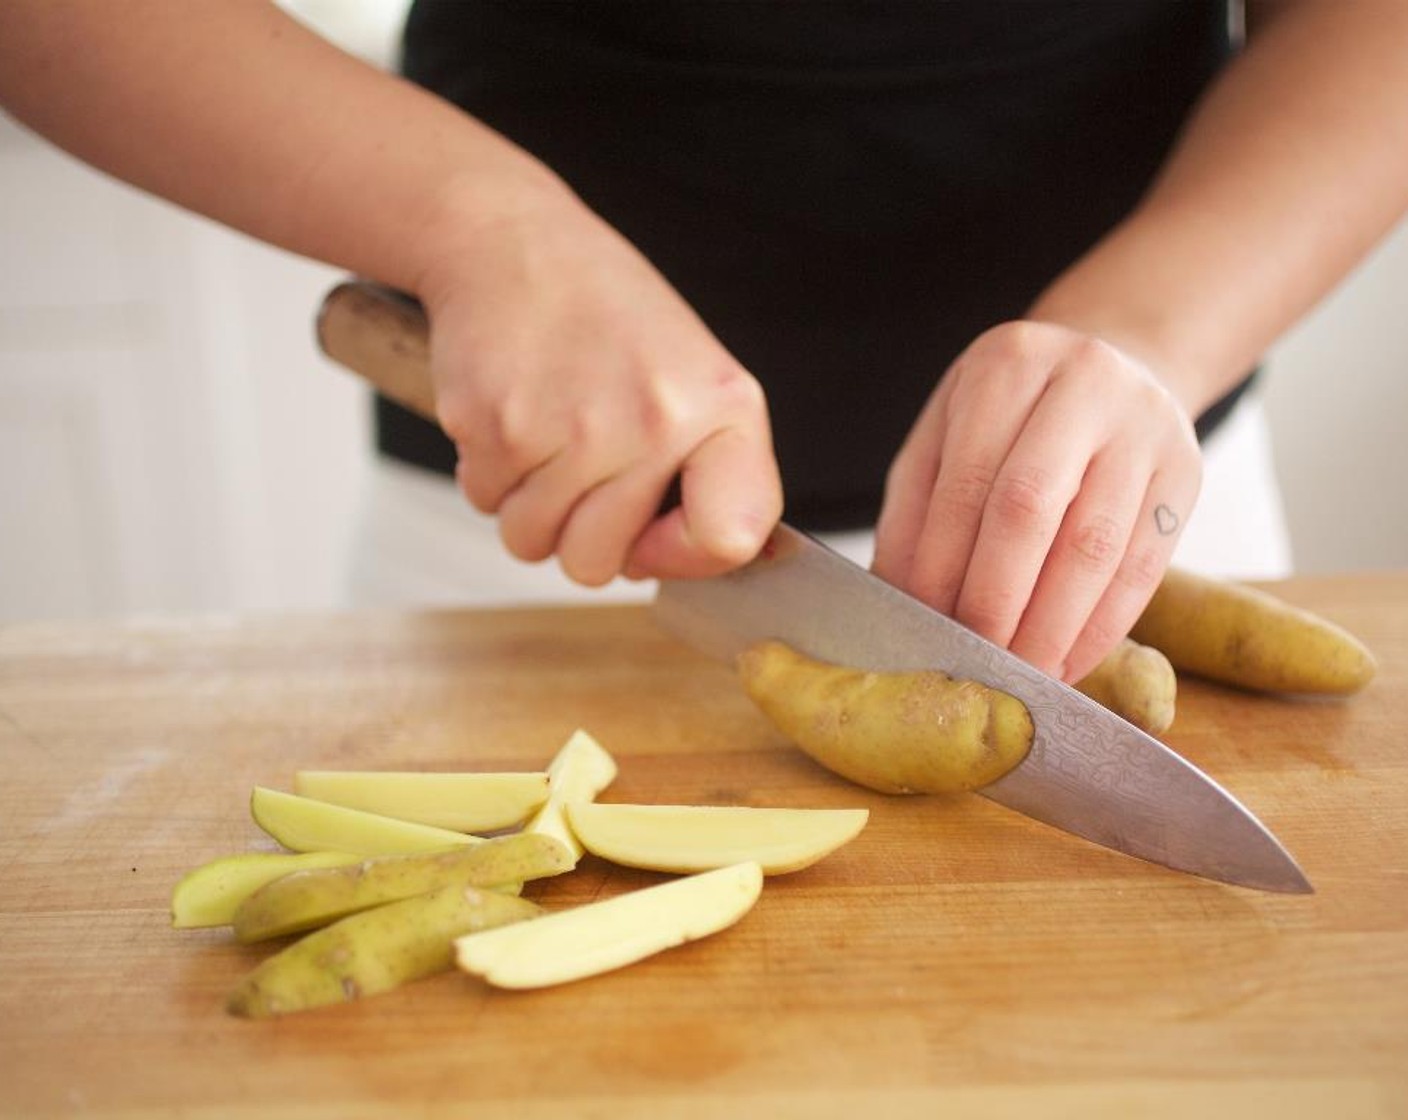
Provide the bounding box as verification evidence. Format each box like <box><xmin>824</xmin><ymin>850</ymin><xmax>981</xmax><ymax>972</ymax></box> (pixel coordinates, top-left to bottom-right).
<box><xmin>1263</xmin><ymin>221</ymin><xmax>1408</xmax><ymax>575</ymax></box>
<box><xmin>1</xmin><ymin>3</ymin><xmax>1404</xmax><ymax>623</ymax></box>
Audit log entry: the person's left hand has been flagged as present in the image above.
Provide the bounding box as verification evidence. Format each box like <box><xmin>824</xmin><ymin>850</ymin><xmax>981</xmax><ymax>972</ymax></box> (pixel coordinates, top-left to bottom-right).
<box><xmin>871</xmin><ymin>320</ymin><xmax>1202</xmax><ymax>684</ymax></box>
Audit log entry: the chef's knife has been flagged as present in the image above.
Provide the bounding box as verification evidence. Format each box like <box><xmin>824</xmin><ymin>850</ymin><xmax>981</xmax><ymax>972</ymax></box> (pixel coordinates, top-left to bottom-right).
<box><xmin>316</xmin><ymin>279</ymin><xmax>1312</xmax><ymax>894</ymax></box>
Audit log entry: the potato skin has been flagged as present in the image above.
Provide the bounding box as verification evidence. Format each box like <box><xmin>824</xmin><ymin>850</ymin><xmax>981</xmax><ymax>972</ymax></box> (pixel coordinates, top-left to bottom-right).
<box><xmin>1130</xmin><ymin>568</ymin><xmax>1377</xmax><ymax>696</ymax></box>
<box><xmin>737</xmin><ymin>640</ymin><xmax>1033</xmax><ymax>795</ymax></box>
<box><xmin>226</xmin><ymin>884</ymin><xmax>541</xmax><ymax>1019</ymax></box>
<box><xmin>232</xmin><ymin>833</ymin><xmax>571</xmax><ymax>943</ymax></box>
<box><xmin>1074</xmin><ymin>638</ymin><xmax>1177</xmax><ymax>736</ymax></box>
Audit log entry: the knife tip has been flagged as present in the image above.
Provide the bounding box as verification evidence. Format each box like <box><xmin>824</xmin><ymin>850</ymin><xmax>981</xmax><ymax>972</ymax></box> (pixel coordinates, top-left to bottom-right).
<box><xmin>1234</xmin><ymin>850</ymin><xmax>1314</xmax><ymax>895</ymax></box>
<box><xmin>1269</xmin><ymin>866</ymin><xmax>1315</xmax><ymax>895</ymax></box>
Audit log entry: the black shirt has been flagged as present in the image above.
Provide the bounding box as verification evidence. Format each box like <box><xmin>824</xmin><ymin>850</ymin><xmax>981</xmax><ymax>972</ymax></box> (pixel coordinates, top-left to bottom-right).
<box><xmin>382</xmin><ymin>0</ymin><xmax>1245</xmax><ymax>531</ymax></box>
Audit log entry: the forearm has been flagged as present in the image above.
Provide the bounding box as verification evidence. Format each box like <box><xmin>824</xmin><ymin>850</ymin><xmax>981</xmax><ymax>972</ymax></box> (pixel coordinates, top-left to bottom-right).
<box><xmin>1029</xmin><ymin>0</ymin><xmax>1408</xmax><ymax>417</ymax></box>
<box><xmin>0</xmin><ymin>0</ymin><xmax>570</xmax><ymax>297</ymax></box>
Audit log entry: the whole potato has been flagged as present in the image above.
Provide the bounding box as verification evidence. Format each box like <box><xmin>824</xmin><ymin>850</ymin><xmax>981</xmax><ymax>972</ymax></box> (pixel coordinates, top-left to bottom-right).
<box><xmin>1131</xmin><ymin>568</ymin><xmax>1377</xmax><ymax>695</ymax></box>
<box><xmin>1074</xmin><ymin>638</ymin><xmax>1177</xmax><ymax>736</ymax></box>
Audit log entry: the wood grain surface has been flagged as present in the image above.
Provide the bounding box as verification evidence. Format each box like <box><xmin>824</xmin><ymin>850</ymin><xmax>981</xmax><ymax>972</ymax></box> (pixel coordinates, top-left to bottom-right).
<box><xmin>1</xmin><ymin>574</ymin><xmax>1405</xmax><ymax>1118</ymax></box>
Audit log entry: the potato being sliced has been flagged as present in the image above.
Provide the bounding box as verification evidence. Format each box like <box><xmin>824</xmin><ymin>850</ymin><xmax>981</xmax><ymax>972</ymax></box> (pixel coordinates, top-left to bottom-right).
<box><xmin>525</xmin><ymin>729</ymin><xmax>618</xmax><ymax>863</ymax></box>
<box><xmin>233</xmin><ymin>833</ymin><xmax>573</xmax><ymax>942</ymax></box>
<box><xmin>292</xmin><ymin>770</ymin><xmax>549</xmax><ymax>832</ymax></box>
<box><xmin>738</xmin><ymin>640</ymin><xmax>1033</xmax><ymax>794</ymax></box>
<box><xmin>228</xmin><ymin>883</ymin><xmax>542</xmax><ymax>1019</ymax></box>
<box><xmin>171</xmin><ymin>851</ymin><xmax>362</xmax><ymax>929</ymax></box>
<box><xmin>251</xmin><ymin>786</ymin><xmax>482</xmax><ymax>856</ymax></box>
<box><xmin>566</xmin><ymin>803</ymin><xmax>867</xmax><ymax>875</ymax></box>
<box><xmin>455</xmin><ymin>861</ymin><xmax>763</xmax><ymax>990</ymax></box>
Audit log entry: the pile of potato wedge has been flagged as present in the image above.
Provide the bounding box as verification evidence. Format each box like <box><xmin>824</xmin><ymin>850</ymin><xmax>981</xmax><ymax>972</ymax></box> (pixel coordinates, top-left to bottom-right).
<box><xmin>173</xmin><ymin>730</ymin><xmax>868</xmax><ymax>1019</ymax></box>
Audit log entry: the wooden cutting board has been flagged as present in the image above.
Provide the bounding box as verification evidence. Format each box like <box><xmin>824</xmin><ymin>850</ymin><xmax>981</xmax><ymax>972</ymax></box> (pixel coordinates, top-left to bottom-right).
<box><xmin>1</xmin><ymin>574</ymin><xmax>1405</xmax><ymax>1118</ymax></box>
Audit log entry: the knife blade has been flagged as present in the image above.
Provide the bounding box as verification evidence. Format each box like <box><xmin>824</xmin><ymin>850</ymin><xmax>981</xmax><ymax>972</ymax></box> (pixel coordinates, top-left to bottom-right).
<box><xmin>314</xmin><ymin>280</ymin><xmax>1310</xmax><ymax>894</ymax></box>
<box><xmin>655</xmin><ymin>524</ymin><xmax>1311</xmax><ymax>893</ymax></box>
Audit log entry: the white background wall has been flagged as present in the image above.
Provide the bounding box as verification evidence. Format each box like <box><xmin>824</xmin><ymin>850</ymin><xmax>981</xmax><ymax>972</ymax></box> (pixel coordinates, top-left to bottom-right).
<box><xmin>1263</xmin><ymin>223</ymin><xmax>1408</xmax><ymax>574</ymax></box>
<box><xmin>1</xmin><ymin>3</ymin><xmax>1405</xmax><ymax>624</ymax></box>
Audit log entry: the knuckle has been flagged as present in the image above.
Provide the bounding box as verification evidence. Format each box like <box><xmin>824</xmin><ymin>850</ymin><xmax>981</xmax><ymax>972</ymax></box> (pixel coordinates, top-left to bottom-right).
<box><xmin>1068</xmin><ymin>514</ymin><xmax>1125</xmax><ymax>572</ymax></box>
<box><xmin>1020</xmin><ymin>635</ymin><xmax>1068</xmax><ymax>677</ymax></box>
<box><xmin>564</xmin><ymin>402</ymin><xmax>604</xmax><ymax>450</ymax></box>
<box><xmin>636</xmin><ymin>377</ymin><xmax>705</xmax><ymax>453</ymax></box>
<box><xmin>1118</xmin><ymin>544</ymin><xmax>1166</xmax><ymax>595</ymax></box>
<box><xmin>709</xmin><ymin>363</ymin><xmax>770</xmax><ymax>435</ymax></box>
<box><xmin>634</xmin><ymin>384</ymin><xmax>683</xmax><ymax>449</ymax></box>
<box><xmin>911</xmin><ymin>569</ymin><xmax>964</xmax><ymax>616</ymax></box>
<box><xmin>991</xmin><ymin>467</ymin><xmax>1057</xmax><ymax>530</ymax></box>
<box><xmin>958</xmin><ymin>587</ymin><xmax>1022</xmax><ymax>643</ymax></box>
<box><xmin>1078</xmin><ymin>613</ymin><xmax>1124</xmax><ymax>658</ymax></box>
<box><xmin>715</xmin><ymin>361</ymin><xmax>767</xmax><ymax>409</ymax></box>
<box><xmin>1069</xmin><ymin>334</ymin><xmax>1122</xmax><ymax>373</ymax></box>
<box><xmin>444</xmin><ymin>385</ymin><xmax>545</xmax><ymax>469</ymax></box>
<box><xmin>977</xmin><ymin>319</ymin><xmax>1049</xmax><ymax>367</ymax></box>
<box><xmin>616</xmin><ymin>360</ymin><xmax>765</xmax><ymax>460</ymax></box>
<box><xmin>938</xmin><ymin>463</ymin><xmax>998</xmax><ymax>520</ymax></box>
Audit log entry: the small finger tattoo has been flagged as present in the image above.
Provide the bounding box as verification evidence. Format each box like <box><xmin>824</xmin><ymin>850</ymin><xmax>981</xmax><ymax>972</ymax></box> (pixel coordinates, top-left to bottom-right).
<box><xmin>1154</xmin><ymin>504</ymin><xmax>1180</xmax><ymax>536</ymax></box>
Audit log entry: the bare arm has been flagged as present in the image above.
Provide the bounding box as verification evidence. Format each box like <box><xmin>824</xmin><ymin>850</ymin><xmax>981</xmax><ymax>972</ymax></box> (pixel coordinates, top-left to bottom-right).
<box><xmin>876</xmin><ymin>0</ymin><xmax>1408</xmax><ymax>682</ymax></box>
<box><xmin>0</xmin><ymin>0</ymin><xmax>782</xmax><ymax>586</ymax></box>
<box><xmin>1029</xmin><ymin>0</ymin><xmax>1408</xmax><ymax>414</ymax></box>
<box><xmin>0</xmin><ymin>0</ymin><xmax>552</xmax><ymax>293</ymax></box>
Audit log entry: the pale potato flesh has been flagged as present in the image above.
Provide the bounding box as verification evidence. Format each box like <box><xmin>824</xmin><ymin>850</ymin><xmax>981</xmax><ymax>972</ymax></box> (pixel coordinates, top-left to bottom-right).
<box><xmin>455</xmin><ymin>861</ymin><xmax>763</xmax><ymax>989</ymax></box>
<box><xmin>524</xmin><ymin>729</ymin><xmax>619</xmax><ymax>862</ymax></box>
<box><xmin>292</xmin><ymin>770</ymin><xmax>549</xmax><ymax>832</ymax></box>
<box><xmin>566</xmin><ymin>803</ymin><xmax>867</xmax><ymax>875</ymax></box>
<box><xmin>232</xmin><ymin>832</ymin><xmax>573</xmax><ymax>942</ymax></box>
<box><xmin>227</xmin><ymin>883</ymin><xmax>542</xmax><ymax>1018</ymax></box>
<box><xmin>250</xmin><ymin>786</ymin><xmax>482</xmax><ymax>856</ymax></box>
<box><xmin>170</xmin><ymin>850</ymin><xmax>361</xmax><ymax>929</ymax></box>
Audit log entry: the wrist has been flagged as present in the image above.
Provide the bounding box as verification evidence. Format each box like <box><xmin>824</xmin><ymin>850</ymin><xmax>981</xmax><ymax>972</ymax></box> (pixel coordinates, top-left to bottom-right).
<box><xmin>410</xmin><ymin>152</ymin><xmax>582</xmax><ymax>318</ymax></box>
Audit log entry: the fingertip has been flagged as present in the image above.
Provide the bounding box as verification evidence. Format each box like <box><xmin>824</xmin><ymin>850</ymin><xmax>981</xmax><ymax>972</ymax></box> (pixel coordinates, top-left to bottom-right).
<box><xmin>697</xmin><ymin>514</ymin><xmax>773</xmax><ymax>568</ymax></box>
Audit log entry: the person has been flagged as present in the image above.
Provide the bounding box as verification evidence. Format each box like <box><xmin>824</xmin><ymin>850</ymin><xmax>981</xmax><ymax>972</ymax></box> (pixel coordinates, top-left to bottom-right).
<box><xmin>2</xmin><ymin>1</ymin><xmax>1406</xmax><ymax>687</ymax></box>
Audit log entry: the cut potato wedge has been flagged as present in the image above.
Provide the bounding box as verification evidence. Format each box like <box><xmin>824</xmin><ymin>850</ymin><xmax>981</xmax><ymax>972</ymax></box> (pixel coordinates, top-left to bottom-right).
<box><xmin>566</xmin><ymin>803</ymin><xmax>867</xmax><ymax>875</ymax></box>
<box><xmin>233</xmin><ymin>833</ymin><xmax>573</xmax><ymax>942</ymax></box>
<box><xmin>525</xmin><ymin>729</ymin><xmax>618</xmax><ymax>862</ymax></box>
<box><xmin>250</xmin><ymin>786</ymin><xmax>482</xmax><ymax>856</ymax></box>
<box><xmin>455</xmin><ymin>861</ymin><xmax>763</xmax><ymax>989</ymax></box>
<box><xmin>292</xmin><ymin>770</ymin><xmax>549</xmax><ymax>832</ymax></box>
<box><xmin>228</xmin><ymin>883</ymin><xmax>541</xmax><ymax>1018</ymax></box>
<box><xmin>171</xmin><ymin>850</ymin><xmax>361</xmax><ymax>929</ymax></box>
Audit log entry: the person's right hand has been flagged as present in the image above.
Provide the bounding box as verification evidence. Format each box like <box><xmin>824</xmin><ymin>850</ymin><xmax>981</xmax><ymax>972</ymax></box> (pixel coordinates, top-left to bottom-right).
<box><xmin>415</xmin><ymin>186</ymin><xmax>782</xmax><ymax>588</ymax></box>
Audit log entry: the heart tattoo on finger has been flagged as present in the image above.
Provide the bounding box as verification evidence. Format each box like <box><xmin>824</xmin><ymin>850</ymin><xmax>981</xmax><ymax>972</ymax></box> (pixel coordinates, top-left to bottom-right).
<box><xmin>1154</xmin><ymin>503</ymin><xmax>1180</xmax><ymax>536</ymax></box>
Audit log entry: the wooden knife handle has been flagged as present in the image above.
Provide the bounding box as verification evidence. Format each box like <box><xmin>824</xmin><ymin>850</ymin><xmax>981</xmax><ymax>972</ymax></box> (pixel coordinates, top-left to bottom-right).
<box><xmin>316</xmin><ymin>280</ymin><xmax>436</xmax><ymax>420</ymax></box>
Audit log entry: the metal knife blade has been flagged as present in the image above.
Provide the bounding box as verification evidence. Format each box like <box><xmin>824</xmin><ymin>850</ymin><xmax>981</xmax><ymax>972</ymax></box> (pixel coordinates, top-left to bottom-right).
<box><xmin>654</xmin><ymin>524</ymin><xmax>1312</xmax><ymax>894</ymax></box>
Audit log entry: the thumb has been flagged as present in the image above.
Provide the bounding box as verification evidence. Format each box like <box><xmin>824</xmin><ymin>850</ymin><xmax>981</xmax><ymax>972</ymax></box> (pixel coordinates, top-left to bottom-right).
<box><xmin>625</xmin><ymin>426</ymin><xmax>782</xmax><ymax>580</ymax></box>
